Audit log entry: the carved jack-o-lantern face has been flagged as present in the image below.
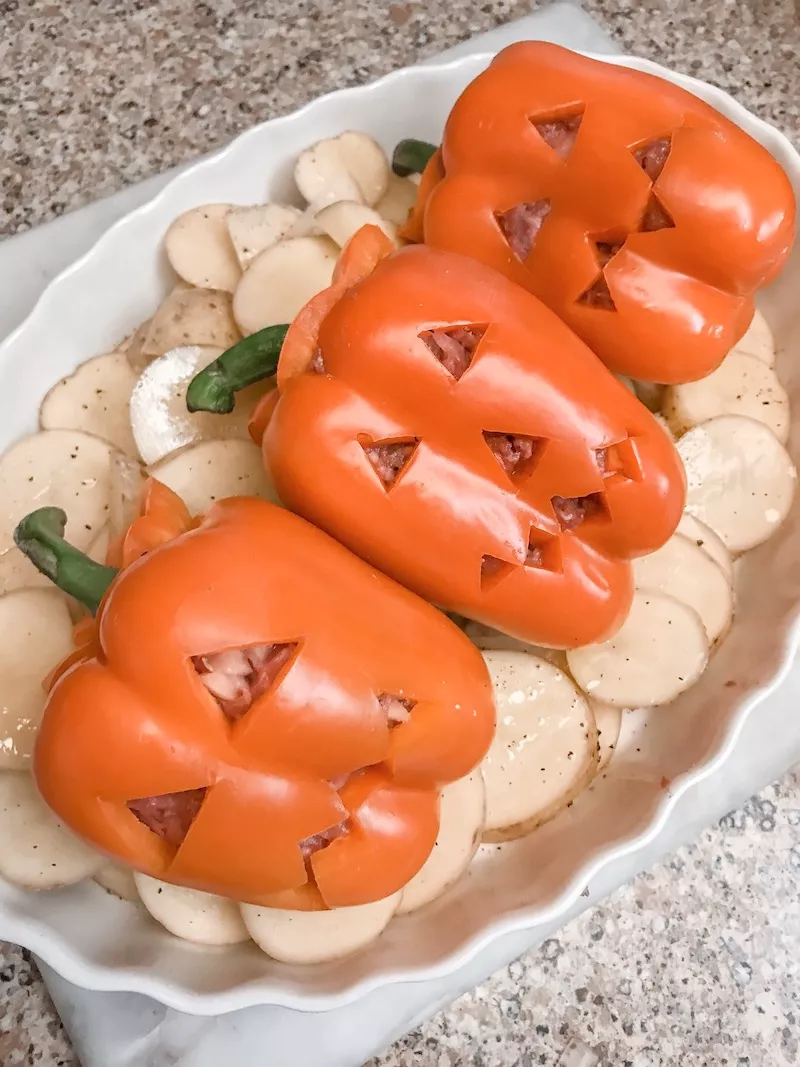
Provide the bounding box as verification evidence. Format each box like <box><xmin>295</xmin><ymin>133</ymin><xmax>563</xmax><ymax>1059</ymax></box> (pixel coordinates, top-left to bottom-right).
<box><xmin>34</xmin><ymin>499</ymin><xmax>495</xmax><ymax>909</ymax></box>
<box><xmin>410</xmin><ymin>42</ymin><xmax>795</xmax><ymax>384</ymax></box>
<box><xmin>265</xmin><ymin>243</ymin><xmax>686</xmax><ymax>648</ymax></box>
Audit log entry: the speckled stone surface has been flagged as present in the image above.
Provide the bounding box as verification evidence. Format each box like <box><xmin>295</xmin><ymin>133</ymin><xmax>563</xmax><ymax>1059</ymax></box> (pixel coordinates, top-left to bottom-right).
<box><xmin>2</xmin><ymin>1</ymin><xmax>800</xmax><ymax>1064</ymax></box>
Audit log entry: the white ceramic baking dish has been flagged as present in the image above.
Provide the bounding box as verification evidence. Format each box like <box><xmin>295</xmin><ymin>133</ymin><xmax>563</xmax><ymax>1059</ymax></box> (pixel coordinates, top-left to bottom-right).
<box><xmin>0</xmin><ymin>50</ymin><xmax>798</xmax><ymax>1015</ymax></box>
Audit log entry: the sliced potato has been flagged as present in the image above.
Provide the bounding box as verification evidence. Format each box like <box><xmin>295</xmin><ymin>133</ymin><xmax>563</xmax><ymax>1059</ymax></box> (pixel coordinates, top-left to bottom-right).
<box><xmin>226</xmin><ymin>204</ymin><xmax>303</xmax><ymax>269</ymax></box>
<box><xmin>125</xmin><ymin>319</ymin><xmax>154</xmax><ymax>374</ymax></box>
<box><xmin>397</xmin><ymin>770</ymin><xmax>485</xmax><ymax>915</ymax></box>
<box><xmin>663</xmin><ymin>352</ymin><xmax>789</xmax><ymax>443</ymax></box>
<box><xmin>295</xmin><ymin>132</ymin><xmax>389</xmax><ymax>208</ymax></box>
<box><xmin>463</xmin><ymin>621</ymin><xmax>568</xmax><ymax>669</ymax></box>
<box><xmin>143</xmin><ymin>288</ymin><xmax>239</xmax><ymax>358</ymax></box>
<box><xmin>375</xmin><ymin>173</ymin><xmax>419</xmax><ymax>228</ymax></box>
<box><xmin>590</xmin><ymin>700</ymin><xmax>622</xmax><ymax>774</ymax></box>
<box><xmin>480</xmin><ymin>651</ymin><xmax>598</xmax><ymax>842</ymax></box>
<box><xmin>0</xmin><ymin>773</ymin><xmax>103</xmax><ymax>889</ymax></box>
<box><xmin>676</xmin><ymin>513</ymin><xmax>733</xmax><ymax>580</ymax></box>
<box><xmin>108</xmin><ymin>451</ymin><xmax>146</xmax><ymax>541</ymax></box>
<box><xmin>40</xmin><ymin>353</ymin><xmax>139</xmax><ymax>458</ymax></box>
<box><xmin>164</xmin><ymin>204</ymin><xmax>241</xmax><ymax>292</ymax></box>
<box><xmin>733</xmin><ymin>307</ymin><xmax>774</xmax><ymax>366</ymax></box>
<box><xmin>94</xmin><ymin>863</ymin><xmax>139</xmax><ymax>902</ymax></box>
<box><xmin>134</xmin><ymin>873</ymin><xmax>249</xmax><ymax>946</ymax></box>
<box><xmin>0</xmin><ymin>590</ymin><xmax>73</xmax><ymax>769</ymax></box>
<box><xmin>149</xmin><ymin>438</ymin><xmax>280</xmax><ymax>515</ymax></box>
<box><xmin>0</xmin><ymin>430</ymin><xmax>113</xmax><ymax>595</ymax></box>
<box><xmin>241</xmin><ymin>891</ymin><xmax>400</xmax><ymax>964</ymax></box>
<box><xmin>567</xmin><ymin>591</ymin><xmax>709</xmax><ymax>708</ymax></box>
<box><xmin>677</xmin><ymin>415</ymin><xmax>796</xmax><ymax>552</ymax></box>
<box><xmin>315</xmin><ymin>201</ymin><xmax>397</xmax><ymax>248</ymax></box>
<box><xmin>633</xmin><ymin>533</ymin><xmax>734</xmax><ymax>645</ymax></box>
<box><xmin>233</xmin><ymin>236</ymin><xmax>338</xmax><ymax>336</ymax></box>
<box><xmin>130</xmin><ymin>345</ymin><xmax>268</xmax><ymax>466</ymax></box>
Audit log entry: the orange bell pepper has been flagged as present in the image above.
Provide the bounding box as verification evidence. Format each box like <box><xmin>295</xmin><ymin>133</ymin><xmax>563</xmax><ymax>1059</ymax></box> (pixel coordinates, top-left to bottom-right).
<box><xmin>264</xmin><ymin>241</ymin><xmax>686</xmax><ymax>649</ymax></box>
<box><xmin>409</xmin><ymin>42</ymin><xmax>795</xmax><ymax>384</ymax></box>
<box><xmin>28</xmin><ymin>496</ymin><xmax>494</xmax><ymax>909</ymax></box>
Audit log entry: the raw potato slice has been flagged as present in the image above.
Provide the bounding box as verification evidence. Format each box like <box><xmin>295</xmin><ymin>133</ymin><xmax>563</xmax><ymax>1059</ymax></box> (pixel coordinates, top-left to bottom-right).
<box><xmin>149</xmin><ymin>438</ymin><xmax>280</xmax><ymax>515</ymax></box>
<box><xmin>567</xmin><ymin>592</ymin><xmax>709</xmax><ymax>708</ymax></box>
<box><xmin>677</xmin><ymin>415</ymin><xmax>796</xmax><ymax>552</ymax></box>
<box><xmin>295</xmin><ymin>132</ymin><xmax>389</xmax><ymax>208</ymax></box>
<box><xmin>397</xmin><ymin>770</ymin><xmax>485</xmax><ymax>915</ymax></box>
<box><xmin>233</xmin><ymin>236</ymin><xmax>338</xmax><ymax>336</ymax></box>
<box><xmin>143</xmin><ymin>288</ymin><xmax>239</xmax><ymax>358</ymax></box>
<box><xmin>165</xmin><ymin>204</ymin><xmax>241</xmax><ymax>292</ymax></box>
<box><xmin>40</xmin><ymin>352</ymin><xmax>139</xmax><ymax>458</ymax></box>
<box><xmin>633</xmin><ymin>533</ymin><xmax>734</xmax><ymax>645</ymax></box>
<box><xmin>590</xmin><ymin>700</ymin><xmax>622</xmax><ymax>773</ymax></box>
<box><xmin>0</xmin><ymin>773</ymin><xmax>103</xmax><ymax>889</ymax></box>
<box><xmin>676</xmin><ymin>513</ymin><xmax>733</xmax><ymax>580</ymax></box>
<box><xmin>241</xmin><ymin>891</ymin><xmax>400</xmax><ymax>964</ymax></box>
<box><xmin>663</xmin><ymin>352</ymin><xmax>789</xmax><ymax>443</ymax></box>
<box><xmin>463</xmin><ymin>621</ymin><xmax>568</xmax><ymax>669</ymax></box>
<box><xmin>125</xmin><ymin>319</ymin><xmax>154</xmax><ymax>373</ymax></box>
<box><xmin>733</xmin><ymin>308</ymin><xmax>775</xmax><ymax>366</ymax></box>
<box><xmin>108</xmin><ymin>452</ymin><xmax>146</xmax><ymax>540</ymax></box>
<box><xmin>0</xmin><ymin>590</ymin><xmax>74</xmax><ymax>769</ymax></box>
<box><xmin>94</xmin><ymin>863</ymin><xmax>139</xmax><ymax>902</ymax></box>
<box><xmin>480</xmin><ymin>651</ymin><xmax>598</xmax><ymax>842</ymax></box>
<box><xmin>0</xmin><ymin>430</ymin><xmax>113</xmax><ymax>595</ymax></box>
<box><xmin>226</xmin><ymin>204</ymin><xmax>303</xmax><ymax>269</ymax></box>
<box><xmin>134</xmin><ymin>873</ymin><xmax>249</xmax><ymax>946</ymax></box>
<box><xmin>130</xmin><ymin>345</ymin><xmax>268</xmax><ymax>466</ymax></box>
<box><xmin>376</xmin><ymin>173</ymin><xmax>418</xmax><ymax>227</ymax></box>
<box><xmin>315</xmin><ymin>201</ymin><xmax>397</xmax><ymax>248</ymax></box>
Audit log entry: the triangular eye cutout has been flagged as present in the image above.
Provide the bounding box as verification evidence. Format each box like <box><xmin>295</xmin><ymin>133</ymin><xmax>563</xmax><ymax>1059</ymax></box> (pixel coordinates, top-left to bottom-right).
<box><xmin>633</xmin><ymin>136</ymin><xmax>672</xmax><ymax>181</ymax></box>
<box><xmin>593</xmin><ymin>239</ymin><xmax>625</xmax><ymax>267</ymax></box>
<box><xmin>640</xmin><ymin>193</ymin><xmax>675</xmax><ymax>233</ymax></box>
<box><xmin>361</xmin><ymin>437</ymin><xmax>419</xmax><ymax>490</ymax></box>
<box><xmin>577</xmin><ymin>276</ymin><xmax>617</xmax><ymax>311</ymax></box>
<box><xmin>377</xmin><ymin>692</ymin><xmax>417</xmax><ymax>728</ymax></box>
<box><xmin>525</xmin><ymin>531</ymin><xmax>563</xmax><ymax>574</ymax></box>
<box><xmin>551</xmin><ymin>492</ymin><xmax>608</xmax><ymax>532</ymax></box>
<box><xmin>495</xmin><ymin>200</ymin><xmax>551</xmax><ymax>262</ymax></box>
<box><xmin>420</xmin><ymin>325</ymin><xmax>486</xmax><ymax>380</ymax></box>
<box><xmin>531</xmin><ymin>110</ymin><xmax>584</xmax><ymax>160</ymax></box>
<box><xmin>483</xmin><ymin>432</ymin><xmax>547</xmax><ymax>483</ymax></box>
<box><xmin>194</xmin><ymin>642</ymin><xmax>300</xmax><ymax>723</ymax></box>
<box><xmin>127</xmin><ymin>788</ymin><xmax>207</xmax><ymax>850</ymax></box>
<box><xmin>597</xmin><ymin>437</ymin><xmax>643</xmax><ymax>483</ymax></box>
<box><xmin>480</xmin><ymin>554</ymin><xmax>516</xmax><ymax>592</ymax></box>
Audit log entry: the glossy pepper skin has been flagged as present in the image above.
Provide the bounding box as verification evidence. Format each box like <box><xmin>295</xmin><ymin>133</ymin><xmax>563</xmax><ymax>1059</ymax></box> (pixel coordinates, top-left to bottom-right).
<box><xmin>407</xmin><ymin>42</ymin><xmax>796</xmax><ymax>384</ymax></box>
<box><xmin>264</xmin><ymin>237</ymin><xmax>686</xmax><ymax>649</ymax></box>
<box><xmin>34</xmin><ymin>497</ymin><xmax>495</xmax><ymax>909</ymax></box>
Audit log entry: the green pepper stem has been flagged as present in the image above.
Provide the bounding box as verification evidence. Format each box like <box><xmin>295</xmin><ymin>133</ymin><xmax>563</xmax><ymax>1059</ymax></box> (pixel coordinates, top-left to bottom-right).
<box><xmin>14</xmin><ymin>508</ymin><xmax>118</xmax><ymax>615</ymax></box>
<box><xmin>392</xmin><ymin>139</ymin><xmax>437</xmax><ymax>177</ymax></box>
<box><xmin>186</xmin><ymin>324</ymin><xmax>290</xmax><ymax>414</ymax></box>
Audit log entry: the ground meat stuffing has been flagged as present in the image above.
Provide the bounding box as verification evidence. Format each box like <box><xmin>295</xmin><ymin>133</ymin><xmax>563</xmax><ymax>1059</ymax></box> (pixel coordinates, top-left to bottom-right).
<box><xmin>526</xmin><ymin>544</ymin><xmax>545</xmax><ymax>567</ymax></box>
<box><xmin>579</xmin><ymin>276</ymin><xmax>616</xmax><ymax>310</ymax></box>
<box><xmin>194</xmin><ymin>643</ymin><xmax>297</xmax><ymax>722</ymax></box>
<box><xmin>480</xmin><ymin>554</ymin><xmax>512</xmax><ymax>588</ymax></box>
<box><xmin>299</xmin><ymin>820</ymin><xmax>350</xmax><ymax>860</ymax></box>
<box><xmin>422</xmin><ymin>326</ymin><xmax>484</xmax><ymax>380</ymax></box>
<box><xmin>378</xmin><ymin>692</ymin><xmax>415</xmax><ymax>725</ymax></box>
<box><xmin>552</xmin><ymin>493</ymin><xmax>605</xmax><ymax>531</ymax></box>
<box><xmin>595</xmin><ymin>447</ymin><xmax>609</xmax><ymax>475</ymax></box>
<box><xmin>532</xmin><ymin>114</ymin><xmax>582</xmax><ymax>160</ymax></box>
<box><xmin>484</xmin><ymin>432</ymin><xmax>541</xmax><ymax>477</ymax></box>
<box><xmin>309</xmin><ymin>349</ymin><xmax>326</xmax><ymax>373</ymax></box>
<box><xmin>634</xmin><ymin>137</ymin><xmax>671</xmax><ymax>181</ymax></box>
<box><xmin>640</xmin><ymin>194</ymin><xmax>674</xmax><ymax>233</ymax></box>
<box><xmin>595</xmin><ymin>241</ymin><xmax>624</xmax><ymax>267</ymax></box>
<box><xmin>363</xmin><ymin>440</ymin><xmax>417</xmax><ymax>488</ymax></box>
<box><xmin>128</xmin><ymin>788</ymin><xmax>207</xmax><ymax>848</ymax></box>
<box><xmin>496</xmin><ymin>200</ymin><xmax>551</xmax><ymax>262</ymax></box>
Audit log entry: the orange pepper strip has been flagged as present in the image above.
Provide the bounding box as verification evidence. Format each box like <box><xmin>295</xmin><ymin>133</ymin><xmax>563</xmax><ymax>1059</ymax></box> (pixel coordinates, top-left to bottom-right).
<box><xmin>247</xmin><ymin>388</ymin><xmax>280</xmax><ymax>447</ymax></box>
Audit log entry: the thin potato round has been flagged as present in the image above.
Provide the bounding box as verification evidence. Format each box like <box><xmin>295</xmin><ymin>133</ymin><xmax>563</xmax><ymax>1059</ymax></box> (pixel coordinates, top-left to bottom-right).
<box><xmin>676</xmin><ymin>513</ymin><xmax>733</xmax><ymax>580</ymax></box>
<box><xmin>0</xmin><ymin>772</ymin><xmax>104</xmax><ymax>889</ymax></box>
<box><xmin>134</xmin><ymin>873</ymin><xmax>249</xmax><ymax>946</ymax></box>
<box><xmin>376</xmin><ymin>173</ymin><xmax>419</xmax><ymax>228</ymax></box>
<box><xmin>463</xmin><ymin>621</ymin><xmax>568</xmax><ymax>669</ymax></box>
<box><xmin>226</xmin><ymin>204</ymin><xmax>302</xmax><ymax>269</ymax></box>
<box><xmin>567</xmin><ymin>592</ymin><xmax>709</xmax><ymax>708</ymax></box>
<box><xmin>241</xmin><ymin>891</ymin><xmax>400</xmax><ymax>964</ymax></box>
<box><xmin>94</xmin><ymin>863</ymin><xmax>139</xmax><ymax>902</ymax></box>
<box><xmin>590</xmin><ymin>700</ymin><xmax>622</xmax><ymax>773</ymax></box>
<box><xmin>149</xmin><ymin>438</ymin><xmax>280</xmax><ymax>515</ymax></box>
<box><xmin>0</xmin><ymin>590</ymin><xmax>74</xmax><ymax>769</ymax></box>
<box><xmin>397</xmin><ymin>770</ymin><xmax>485</xmax><ymax>915</ymax></box>
<box><xmin>125</xmin><ymin>319</ymin><xmax>154</xmax><ymax>373</ymax></box>
<box><xmin>663</xmin><ymin>352</ymin><xmax>789</xmax><ymax>443</ymax></box>
<box><xmin>733</xmin><ymin>308</ymin><xmax>774</xmax><ymax>366</ymax></box>
<box><xmin>130</xmin><ymin>345</ymin><xmax>268</xmax><ymax>465</ymax></box>
<box><xmin>678</xmin><ymin>415</ymin><xmax>796</xmax><ymax>552</ymax></box>
<box><xmin>480</xmin><ymin>651</ymin><xmax>598</xmax><ymax>842</ymax></box>
<box><xmin>315</xmin><ymin>201</ymin><xmax>396</xmax><ymax>248</ymax></box>
<box><xmin>143</xmin><ymin>288</ymin><xmax>239</xmax><ymax>358</ymax></box>
<box><xmin>0</xmin><ymin>430</ymin><xmax>113</xmax><ymax>594</ymax></box>
<box><xmin>633</xmin><ymin>533</ymin><xmax>734</xmax><ymax>645</ymax></box>
<box><xmin>233</xmin><ymin>236</ymin><xmax>338</xmax><ymax>336</ymax></box>
<box><xmin>165</xmin><ymin>204</ymin><xmax>241</xmax><ymax>292</ymax></box>
<box><xmin>40</xmin><ymin>352</ymin><xmax>139</xmax><ymax>458</ymax></box>
<box><xmin>295</xmin><ymin>132</ymin><xmax>389</xmax><ymax>208</ymax></box>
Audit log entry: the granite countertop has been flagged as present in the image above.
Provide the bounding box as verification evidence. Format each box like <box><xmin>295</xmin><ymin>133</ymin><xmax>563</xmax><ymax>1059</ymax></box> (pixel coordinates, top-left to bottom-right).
<box><xmin>2</xmin><ymin>1</ymin><xmax>800</xmax><ymax>1064</ymax></box>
